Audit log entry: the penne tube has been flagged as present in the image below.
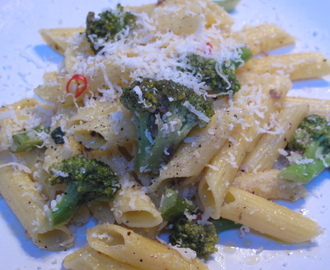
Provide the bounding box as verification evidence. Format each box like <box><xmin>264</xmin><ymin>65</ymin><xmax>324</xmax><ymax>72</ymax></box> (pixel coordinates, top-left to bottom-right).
<box><xmin>70</xmin><ymin>206</ymin><xmax>91</xmax><ymax>226</ymax></box>
<box><xmin>126</xmin><ymin>3</ymin><xmax>157</xmax><ymax>16</ymax></box>
<box><xmin>0</xmin><ymin>164</ymin><xmax>74</xmax><ymax>250</ymax></box>
<box><xmin>40</xmin><ymin>27</ymin><xmax>84</xmax><ymax>55</ymax></box>
<box><xmin>235</xmin><ymin>72</ymin><xmax>291</xmax><ymax>123</ymax></box>
<box><xmin>201</xmin><ymin>0</ymin><xmax>234</xmax><ymax>30</ymax></box>
<box><xmin>68</xmin><ymin>101</ymin><xmax>136</xmax><ymax>151</ymax></box>
<box><xmin>221</xmin><ymin>187</ymin><xmax>321</xmax><ymax>244</ymax></box>
<box><xmin>150</xmin><ymin>0</ymin><xmax>207</xmax><ymax>35</ymax></box>
<box><xmin>3</xmin><ymin>0</ymin><xmax>330</xmax><ymax>266</ymax></box>
<box><xmin>12</xmin><ymin>149</ymin><xmax>57</xmax><ymax>199</ymax></box>
<box><xmin>111</xmin><ymin>183</ymin><xmax>163</xmax><ymax>228</ymax></box>
<box><xmin>63</xmin><ymin>244</ymin><xmax>138</xmax><ymax>270</ymax></box>
<box><xmin>43</xmin><ymin>134</ymin><xmax>84</xmax><ymax>171</ymax></box>
<box><xmin>150</xmin><ymin>0</ymin><xmax>233</xmax><ymax>34</ymax></box>
<box><xmin>35</xmin><ymin>56</ymin><xmax>130</xmax><ymax>106</ymax></box>
<box><xmin>284</xmin><ymin>96</ymin><xmax>330</xmax><ymax>120</ymax></box>
<box><xmin>198</xmin><ymin>114</ymin><xmax>258</xmax><ymax>219</ymax></box>
<box><xmin>239</xmin><ymin>52</ymin><xmax>330</xmax><ymax>80</ymax></box>
<box><xmin>0</xmin><ymin>98</ymin><xmax>54</xmax><ymax>151</ymax></box>
<box><xmin>89</xmin><ymin>202</ymin><xmax>116</xmax><ymax>224</ymax></box>
<box><xmin>198</xmin><ymin>73</ymin><xmax>291</xmax><ymax>219</ymax></box>
<box><xmin>233</xmin><ymin>23</ymin><xmax>295</xmax><ymax>55</ymax></box>
<box><xmin>241</xmin><ymin>104</ymin><xmax>309</xmax><ymax>172</ymax></box>
<box><xmin>231</xmin><ymin>169</ymin><xmax>307</xmax><ymax>201</ymax></box>
<box><xmin>64</xmin><ymin>45</ymin><xmax>132</xmax><ymax>87</ymax></box>
<box><xmin>34</xmin><ymin>72</ymin><xmax>71</xmax><ymax>106</ymax></box>
<box><xmin>87</xmin><ymin>223</ymin><xmax>208</xmax><ymax>270</ymax></box>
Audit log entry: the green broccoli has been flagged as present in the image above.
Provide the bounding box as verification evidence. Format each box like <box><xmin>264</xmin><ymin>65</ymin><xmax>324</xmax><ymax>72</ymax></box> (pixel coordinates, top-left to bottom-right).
<box><xmin>159</xmin><ymin>188</ymin><xmax>195</xmax><ymax>222</ymax></box>
<box><xmin>46</xmin><ymin>156</ymin><xmax>120</xmax><ymax>226</ymax></box>
<box><xmin>159</xmin><ymin>187</ymin><xmax>240</xmax><ymax>231</ymax></box>
<box><xmin>50</xmin><ymin>127</ymin><xmax>65</xmax><ymax>144</ymax></box>
<box><xmin>185</xmin><ymin>46</ymin><xmax>252</xmax><ymax>96</ymax></box>
<box><xmin>214</xmin><ymin>0</ymin><xmax>241</xmax><ymax>12</ymax></box>
<box><xmin>211</xmin><ymin>217</ymin><xmax>241</xmax><ymax>233</ymax></box>
<box><xmin>120</xmin><ymin>78</ymin><xmax>215</xmax><ymax>173</ymax></box>
<box><xmin>85</xmin><ymin>4</ymin><xmax>137</xmax><ymax>54</ymax></box>
<box><xmin>10</xmin><ymin>126</ymin><xmax>50</xmax><ymax>153</ymax></box>
<box><xmin>279</xmin><ymin>114</ymin><xmax>330</xmax><ymax>183</ymax></box>
<box><xmin>169</xmin><ymin>216</ymin><xmax>219</xmax><ymax>259</ymax></box>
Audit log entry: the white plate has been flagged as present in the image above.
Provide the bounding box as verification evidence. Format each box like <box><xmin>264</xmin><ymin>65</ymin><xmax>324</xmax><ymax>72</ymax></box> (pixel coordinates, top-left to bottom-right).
<box><xmin>0</xmin><ymin>0</ymin><xmax>329</xmax><ymax>269</ymax></box>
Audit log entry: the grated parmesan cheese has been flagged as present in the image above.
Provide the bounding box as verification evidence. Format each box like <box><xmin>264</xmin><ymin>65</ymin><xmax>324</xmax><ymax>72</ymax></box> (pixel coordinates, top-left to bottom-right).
<box><xmin>168</xmin><ymin>244</ymin><xmax>197</xmax><ymax>261</ymax></box>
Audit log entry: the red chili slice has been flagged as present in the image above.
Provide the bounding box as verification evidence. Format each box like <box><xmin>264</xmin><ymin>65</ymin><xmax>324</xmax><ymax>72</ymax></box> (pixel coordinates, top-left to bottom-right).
<box><xmin>66</xmin><ymin>74</ymin><xmax>88</xmax><ymax>98</ymax></box>
<box><xmin>205</xmin><ymin>42</ymin><xmax>213</xmax><ymax>54</ymax></box>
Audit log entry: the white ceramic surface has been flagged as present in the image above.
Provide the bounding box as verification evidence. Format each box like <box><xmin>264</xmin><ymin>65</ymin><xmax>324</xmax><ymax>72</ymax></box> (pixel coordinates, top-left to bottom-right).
<box><xmin>0</xmin><ymin>0</ymin><xmax>329</xmax><ymax>269</ymax></box>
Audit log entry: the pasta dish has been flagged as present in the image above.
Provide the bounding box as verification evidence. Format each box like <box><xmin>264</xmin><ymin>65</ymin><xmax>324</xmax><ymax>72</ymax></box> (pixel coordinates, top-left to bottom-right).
<box><xmin>0</xmin><ymin>0</ymin><xmax>330</xmax><ymax>269</ymax></box>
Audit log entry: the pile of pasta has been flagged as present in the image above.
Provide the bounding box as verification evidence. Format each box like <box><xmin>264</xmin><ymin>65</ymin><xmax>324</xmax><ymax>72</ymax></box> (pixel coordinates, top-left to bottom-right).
<box><xmin>1</xmin><ymin>0</ymin><xmax>330</xmax><ymax>269</ymax></box>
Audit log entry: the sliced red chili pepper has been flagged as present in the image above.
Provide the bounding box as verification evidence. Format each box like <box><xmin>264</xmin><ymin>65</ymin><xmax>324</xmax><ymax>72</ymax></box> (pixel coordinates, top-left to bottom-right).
<box><xmin>205</xmin><ymin>42</ymin><xmax>213</xmax><ymax>54</ymax></box>
<box><xmin>66</xmin><ymin>74</ymin><xmax>88</xmax><ymax>98</ymax></box>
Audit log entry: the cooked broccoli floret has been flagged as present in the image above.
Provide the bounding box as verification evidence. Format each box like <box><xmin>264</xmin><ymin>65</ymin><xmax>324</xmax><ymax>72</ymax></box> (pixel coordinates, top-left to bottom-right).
<box><xmin>85</xmin><ymin>4</ymin><xmax>137</xmax><ymax>54</ymax></box>
<box><xmin>159</xmin><ymin>188</ymin><xmax>195</xmax><ymax>222</ymax></box>
<box><xmin>50</xmin><ymin>127</ymin><xmax>65</xmax><ymax>144</ymax></box>
<box><xmin>279</xmin><ymin>114</ymin><xmax>330</xmax><ymax>183</ymax></box>
<box><xmin>120</xmin><ymin>78</ymin><xmax>215</xmax><ymax>173</ymax></box>
<box><xmin>169</xmin><ymin>216</ymin><xmax>218</xmax><ymax>259</ymax></box>
<box><xmin>10</xmin><ymin>126</ymin><xmax>50</xmax><ymax>153</ymax></box>
<box><xmin>185</xmin><ymin>46</ymin><xmax>252</xmax><ymax>96</ymax></box>
<box><xmin>47</xmin><ymin>156</ymin><xmax>120</xmax><ymax>226</ymax></box>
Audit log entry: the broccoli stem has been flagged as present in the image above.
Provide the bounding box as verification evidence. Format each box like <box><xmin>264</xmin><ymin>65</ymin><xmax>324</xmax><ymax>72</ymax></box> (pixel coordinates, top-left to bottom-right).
<box><xmin>214</xmin><ymin>0</ymin><xmax>241</xmax><ymax>12</ymax></box>
<box><xmin>10</xmin><ymin>126</ymin><xmax>50</xmax><ymax>153</ymax></box>
<box><xmin>134</xmin><ymin>111</ymin><xmax>156</xmax><ymax>172</ymax></box>
<box><xmin>159</xmin><ymin>188</ymin><xmax>195</xmax><ymax>222</ymax></box>
<box><xmin>278</xmin><ymin>159</ymin><xmax>328</xmax><ymax>184</ymax></box>
<box><xmin>279</xmin><ymin>141</ymin><xmax>330</xmax><ymax>183</ymax></box>
<box><xmin>136</xmin><ymin>109</ymin><xmax>195</xmax><ymax>173</ymax></box>
<box><xmin>234</xmin><ymin>46</ymin><xmax>253</xmax><ymax>68</ymax></box>
<box><xmin>211</xmin><ymin>218</ymin><xmax>241</xmax><ymax>233</ymax></box>
<box><xmin>51</xmin><ymin>182</ymin><xmax>81</xmax><ymax>226</ymax></box>
<box><xmin>150</xmin><ymin>121</ymin><xmax>194</xmax><ymax>165</ymax></box>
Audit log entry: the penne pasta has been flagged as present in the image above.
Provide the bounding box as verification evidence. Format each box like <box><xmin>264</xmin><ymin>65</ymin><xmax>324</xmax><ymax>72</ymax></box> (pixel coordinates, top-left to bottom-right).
<box><xmin>40</xmin><ymin>27</ymin><xmax>85</xmax><ymax>55</ymax></box>
<box><xmin>232</xmin><ymin>23</ymin><xmax>295</xmax><ymax>55</ymax></box>
<box><xmin>0</xmin><ymin>164</ymin><xmax>74</xmax><ymax>250</ymax></box>
<box><xmin>239</xmin><ymin>52</ymin><xmax>330</xmax><ymax>80</ymax></box>
<box><xmin>87</xmin><ymin>223</ymin><xmax>208</xmax><ymax>270</ymax></box>
<box><xmin>2</xmin><ymin>0</ymin><xmax>330</xmax><ymax>268</ymax></box>
<box><xmin>198</xmin><ymin>73</ymin><xmax>291</xmax><ymax>219</ymax></box>
<box><xmin>89</xmin><ymin>202</ymin><xmax>116</xmax><ymax>224</ymax></box>
<box><xmin>231</xmin><ymin>169</ymin><xmax>308</xmax><ymax>201</ymax></box>
<box><xmin>68</xmin><ymin>100</ymin><xmax>136</xmax><ymax>151</ymax></box>
<box><xmin>221</xmin><ymin>187</ymin><xmax>321</xmax><ymax>243</ymax></box>
<box><xmin>241</xmin><ymin>104</ymin><xmax>309</xmax><ymax>172</ymax></box>
<box><xmin>198</xmin><ymin>113</ymin><xmax>258</xmax><ymax>219</ymax></box>
<box><xmin>284</xmin><ymin>96</ymin><xmax>330</xmax><ymax>120</ymax></box>
<box><xmin>111</xmin><ymin>176</ymin><xmax>163</xmax><ymax>228</ymax></box>
<box><xmin>71</xmin><ymin>206</ymin><xmax>91</xmax><ymax>226</ymax></box>
<box><xmin>0</xmin><ymin>98</ymin><xmax>54</xmax><ymax>151</ymax></box>
<box><xmin>126</xmin><ymin>3</ymin><xmax>157</xmax><ymax>16</ymax></box>
<box><xmin>42</xmin><ymin>134</ymin><xmax>84</xmax><ymax>171</ymax></box>
<box><xmin>63</xmin><ymin>244</ymin><xmax>138</xmax><ymax>270</ymax></box>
